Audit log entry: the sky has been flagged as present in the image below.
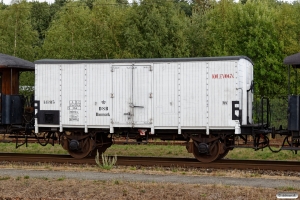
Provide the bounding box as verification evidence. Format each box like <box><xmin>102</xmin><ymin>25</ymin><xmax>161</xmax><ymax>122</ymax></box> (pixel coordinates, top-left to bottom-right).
<box><xmin>1</xmin><ymin>0</ymin><xmax>297</xmax><ymax>6</ymax></box>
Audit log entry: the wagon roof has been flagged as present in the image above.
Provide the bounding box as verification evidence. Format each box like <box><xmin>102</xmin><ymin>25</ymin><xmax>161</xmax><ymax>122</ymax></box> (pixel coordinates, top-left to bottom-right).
<box><xmin>35</xmin><ymin>56</ymin><xmax>253</xmax><ymax>65</ymax></box>
<box><xmin>0</xmin><ymin>53</ymin><xmax>34</xmax><ymax>70</ymax></box>
<box><xmin>283</xmin><ymin>52</ymin><xmax>300</xmax><ymax>67</ymax></box>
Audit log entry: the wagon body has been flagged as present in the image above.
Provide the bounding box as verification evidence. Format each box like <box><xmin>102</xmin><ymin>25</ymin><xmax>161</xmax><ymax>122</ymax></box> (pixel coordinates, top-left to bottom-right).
<box><xmin>34</xmin><ymin>56</ymin><xmax>253</xmax><ymax>135</ymax></box>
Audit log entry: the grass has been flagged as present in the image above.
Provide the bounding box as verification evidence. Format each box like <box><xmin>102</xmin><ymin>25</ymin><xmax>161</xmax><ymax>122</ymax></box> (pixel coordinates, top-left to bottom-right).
<box><xmin>0</xmin><ymin>142</ymin><xmax>300</xmax><ymax>161</ymax></box>
<box><xmin>226</xmin><ymin>148</ymin><xmax>300</xmax><ymax>161</ymax></box>
<box><xmin>95</xmin><ymin>150</ymin><xmax>117</xmax><ymax>170</ymax></box>
<box><xmin>57</xmin><ymin>176</ymin><xmax>66</xmax><ymax>181</ymax></box>
<box><xmin>0</xmin><ymin>176</ymin><xmax>10</xmax><ymax>180</ymax></box>
<box><xmin>0</xmin><ymin>143</ymin><xmax>67</xmax><ymax>154</ymax></box>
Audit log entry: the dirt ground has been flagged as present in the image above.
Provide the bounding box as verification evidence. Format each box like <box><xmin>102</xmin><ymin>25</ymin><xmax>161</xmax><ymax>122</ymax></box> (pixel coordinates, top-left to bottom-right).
<box><xmin>0</xmin><ymin>163</ymin><xmax>299</xmax><ymax>200</ymax></box>
<box><xmin>0</xmin><ymin>176</ymin><xmax>285</xmax><ymax>200</ymax></box>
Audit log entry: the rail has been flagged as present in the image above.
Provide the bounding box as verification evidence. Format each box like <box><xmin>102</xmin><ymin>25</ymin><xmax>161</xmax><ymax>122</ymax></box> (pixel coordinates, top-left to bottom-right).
<box><xmin>0</xmin><ymin>153</ymin><xmax>299</xmax><ymax>172</ymax></box>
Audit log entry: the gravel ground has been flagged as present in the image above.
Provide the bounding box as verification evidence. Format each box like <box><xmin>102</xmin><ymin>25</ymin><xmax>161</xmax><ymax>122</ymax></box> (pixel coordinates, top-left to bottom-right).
<box><xmin>1</xmin><ymin>168</ymin><xmax>300</xmax><ymax>189</ymax></box>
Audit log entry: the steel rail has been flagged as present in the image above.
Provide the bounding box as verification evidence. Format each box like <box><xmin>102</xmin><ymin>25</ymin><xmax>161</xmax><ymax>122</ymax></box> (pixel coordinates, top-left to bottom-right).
<box><xmin>7</xmin><ymin>139</ymin><xmax>285</xmax><ymax>147</ymax></box>
<box><xmin>0</xmin><ymin>153</ymin><xmax>299</xmax><ymax>171</ymax></box>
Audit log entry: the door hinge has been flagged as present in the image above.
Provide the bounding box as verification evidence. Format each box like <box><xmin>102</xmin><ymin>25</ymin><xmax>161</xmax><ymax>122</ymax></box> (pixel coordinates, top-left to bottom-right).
<box><xmin>111</xmin><ymin>93</ymin><xmax>114</xmax><ymax>98</ymax></box>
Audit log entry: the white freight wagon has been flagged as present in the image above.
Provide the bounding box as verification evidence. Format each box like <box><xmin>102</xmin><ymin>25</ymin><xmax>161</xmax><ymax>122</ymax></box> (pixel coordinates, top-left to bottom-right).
<box><xmin>34</xmin><ymin>56</ymin><xmax>254</xmax><ymax>161</ymax></box>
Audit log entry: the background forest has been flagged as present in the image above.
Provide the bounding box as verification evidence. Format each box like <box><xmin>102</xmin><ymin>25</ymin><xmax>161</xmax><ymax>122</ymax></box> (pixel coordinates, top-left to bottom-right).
<box><xmin>0</xmin><ymin>0</ymin><xmax>300</xmax><ymax>127</ymax></box>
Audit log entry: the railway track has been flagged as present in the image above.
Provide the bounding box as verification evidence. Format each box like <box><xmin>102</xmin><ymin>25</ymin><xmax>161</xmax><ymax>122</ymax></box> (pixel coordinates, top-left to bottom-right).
<box><xmin>7</xmin><ymin>138</ymin><xmax>286</xmax><ymax>147</ymax></box>
<box><xmin>0</xmin><ymin>153</ymin><xmax>299</xmax><ymax>172</ymax></box>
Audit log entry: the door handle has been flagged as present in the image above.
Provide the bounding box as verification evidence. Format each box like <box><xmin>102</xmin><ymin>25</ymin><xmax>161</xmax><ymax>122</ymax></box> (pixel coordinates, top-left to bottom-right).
<box><xmin>133</xmin><ymin>105</ymin><xmax>144</xmax><ymax>108</ymax></box>
<box><xmin>130</xmin><ymin>103</ymin><xmax>144</xmax><ymax>108</ymax></box>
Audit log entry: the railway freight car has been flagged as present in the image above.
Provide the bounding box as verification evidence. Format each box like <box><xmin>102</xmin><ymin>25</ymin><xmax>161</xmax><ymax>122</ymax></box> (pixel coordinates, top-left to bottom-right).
<box><xmin>34</xmin><ymin>56</ymin><xmax>255</xmax><ymax>161</ymax></box>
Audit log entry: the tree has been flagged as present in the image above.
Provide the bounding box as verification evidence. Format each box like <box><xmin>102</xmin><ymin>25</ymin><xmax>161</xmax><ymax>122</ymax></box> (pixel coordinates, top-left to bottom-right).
<box><xmin>173</xmin><ymin>0</ymin><xmax>193</xmax><ymax>16</ymax></box>
<box><xmin>41</xmin><ymin>1</ymin><xmax>94</xmax><ymax>59</ymax></box>
<box><xmin>122</xmin><ymin>0</ymin><xmax>190</xmax><ymax>58</ymax></box>
<box><xmin>0</xmin><ymin>2</ymin><xmax>38</xmax><ymax>61</ymax></box>
<box><xmin>30</xmin><ymin>2</ymin><xmax>51</xmax><ymax>47</ymax></box>
<box><xmin>235</xmin><ymin>0</ymin><xmax>285</xmax><ymax>96</ymax></box>
<box><xmin>89</xmin><ymin>0</ymin><xmax>129</xmax><ymax>58</ymax></box>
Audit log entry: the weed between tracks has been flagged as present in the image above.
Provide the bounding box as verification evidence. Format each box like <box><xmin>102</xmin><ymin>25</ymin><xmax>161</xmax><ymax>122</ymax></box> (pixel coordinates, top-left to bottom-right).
<box><xmin>95</xmin><ymin>150</ymin><xmax>117</xmax><ymax>170</ymax></box>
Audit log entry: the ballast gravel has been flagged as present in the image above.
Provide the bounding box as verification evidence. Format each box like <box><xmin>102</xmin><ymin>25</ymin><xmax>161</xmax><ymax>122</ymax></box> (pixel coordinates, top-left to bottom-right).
<box><xmin>0</xmin><ymin>168</ymin><xmax>300</xmax><ymax>189</ymax></box>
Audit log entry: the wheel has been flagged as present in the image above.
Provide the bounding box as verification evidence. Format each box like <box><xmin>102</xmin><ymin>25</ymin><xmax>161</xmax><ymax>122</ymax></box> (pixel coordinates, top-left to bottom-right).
<box><xmin>218</xmin><ymin>149</ymin><xmax>230</xmax><ymax>160</ymax></box>
<box><xmin>91</xmin><ymin>134</ymin><xmax>113</xmax><ymax>156</ymax></box>
<box><xmin>193</xmin><ymin>141</ymin><xmax>221</xmax><ymax>163</ymax></box>
<box><xmin>67</xmin><ymin>137</ymin><xmax>93</xmax><ymax>159</ymax></box>
<box><xmin>91</xmin><ymin>144</ymin><xmax>110</xmax><ymax>156</ymax></box>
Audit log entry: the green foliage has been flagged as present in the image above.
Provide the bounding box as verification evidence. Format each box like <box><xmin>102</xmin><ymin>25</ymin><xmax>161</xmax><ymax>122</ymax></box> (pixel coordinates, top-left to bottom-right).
<box><xmin>42</xmin><ymin>1</ymin><xmax>93</xmax><ymax>59</ymax></box>
<box><xmin>30</xmin><ymin>2</ymin><xmax>51</xmax><ymax>45</ymax></box>
<box><xmin>0</xmin><ymin>2</ymin><xmax>38</xmax><ymax>61</ymax></box>
<box><xmin>173</xmin><ymin>0</ymin><xmax>193</xmax><ymax>16</ymax></box>
<box><xmin>95</xmin><ymin>150</ymin><xmax>117</xmax><ymax>170</ymax></box>
<box><xmin>89</xmin><ymin>0</ymin><xmax>129</xmax><ymax>58</ymax></box>
<box><xmin>122</xmin><ymin>0</ymin><xmax>190</xmax><ymax>58</ymax></box>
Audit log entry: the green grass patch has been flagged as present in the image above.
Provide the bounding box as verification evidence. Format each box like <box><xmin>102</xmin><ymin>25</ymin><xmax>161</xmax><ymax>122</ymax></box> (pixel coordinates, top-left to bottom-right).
<box><xmin>0</xmin><ymin>176</ymin><xmax>10</xmax><ymax>181</ymax></box>
<box><xmin>0</xmin><ymin>142</ymin><xmax>300</xmax><ymax>161</ymax></box>
<box><xmin>0</xmin><ymin>143</ymin><xmax>67</xmax><ymax>154</ymax></box>
<box><xmin>57</xmin><ymin>176</ymin><xmax>66</xmax><ymax>181</ymax></box>
<box><xmin>226</xmin><ymin>148</ymin><xmax>300</xmax><ymax>161</ymax></box>
<box><xmin>106</xmin><ymin>144</ymin><xmax>193</xmax><ymax>158</ymax></box>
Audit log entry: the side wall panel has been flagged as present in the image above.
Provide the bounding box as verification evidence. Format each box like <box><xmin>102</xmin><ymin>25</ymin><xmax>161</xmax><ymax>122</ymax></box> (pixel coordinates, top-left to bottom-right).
<box><xmin>208</xmin><ymin>61</ymin><xmax>237</xmax><ymax>128</ymax></box>
<box><xmin>153</xmin><ymin>63</ymin><xmax>178</xmax><ymax>127</ymax></box>
<box><xmin>35</xmin><ymin>64</ymin><xmax>61</xmax><ymax>112</ymax></box>
<box><xmin>86</xmin><ymin>64</ymin><xmax>111</xmax><ymax>127</ymax></box>
<box><xmin>61</xmin><ymin>65</ymin><xmax>85</xmax><ymax>125</ymax></box>
<box><xmin>181</xmin><ymin>62</ymin><xmax>207</xmax><ymax>128</ymax></box>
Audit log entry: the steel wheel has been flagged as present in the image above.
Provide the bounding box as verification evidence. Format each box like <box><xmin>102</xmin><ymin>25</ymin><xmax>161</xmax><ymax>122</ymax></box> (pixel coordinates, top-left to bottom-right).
<box><xmin>91</xmin><ymin>134</ymin><xmax>113</xmax><ymax>156</ymax></box>
<box><xmin>91</xmin><ymin>145</ymin><xmax>109</xmax><ymax>156</ymax></box>
<box><xmin>67</xmin><ymin>137</ymin><xmax>93</xmax><ymax>159</ymax></box>
<box><xmin>218</xmin><ymin>149</ymin><xmax>230</xmax><ymax>160</ymax></box>
<box><xmin>193</xmin><ymin>141</ymin><xmax>220</xmax><ymax>163</ymax></box>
